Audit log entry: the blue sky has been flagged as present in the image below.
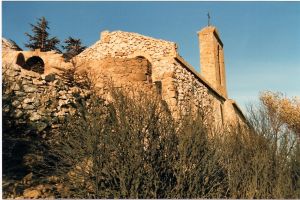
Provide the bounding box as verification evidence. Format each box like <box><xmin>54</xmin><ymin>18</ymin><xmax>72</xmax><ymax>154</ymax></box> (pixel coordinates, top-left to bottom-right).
<box><xmin>2</xmin><ymin>1</ymin><xmax>300</xmax><ymax>112</ymax></box>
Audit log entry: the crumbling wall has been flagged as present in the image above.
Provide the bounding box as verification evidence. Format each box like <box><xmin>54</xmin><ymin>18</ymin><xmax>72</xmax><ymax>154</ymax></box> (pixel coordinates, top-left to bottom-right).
<box><xmin>77</xmin><ymin>31</ymin><xmax>177</xmax><ymax>82</ymax></box>
<box><xmin>2</xmin><ymin>29</ymin><xmax>245</xmax><ymax>126</ymax></box>
<box><xmin>2</xmin><ymin>62</ymin><xmax>91</xmax><ymax>134</ymax></box>
<box><xmin>76</xmin><ymin>31</ymin><xmax>226</xmax><ymax>121</ymax></box>
<box><xmin>2</xmin><ymin>47</ymin><xmax>70</xmax><ymax>75</ymax></box>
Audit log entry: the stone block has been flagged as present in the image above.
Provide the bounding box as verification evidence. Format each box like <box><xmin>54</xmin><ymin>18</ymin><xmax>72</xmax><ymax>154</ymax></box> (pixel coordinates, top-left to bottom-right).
<box><xmin>128</xmin><ymin>73</ymin><xmax>147</xmax><ymax>81</ymax></box>
<box><xmin>6</xmin><ymin>69</ymin><xmax>20</xmax><ymax>77</ymax></box>
<box><xmin>11</xmin><ymin>83</ymin><xmax>21</xmax><ymax>91</ymax></box>
<box><xmin>14</xmin><ymin>109</ymin><xmax>23</xmax><ymax>118</ymax></box>
<box><xmin>23</xmin><ymin>85</ymin><xmax>37</xmax><ymax>93</ymax></box>
<box><xmin>30</xmin><ymin>113</ymin><xmax>42</xmax><ymax>121</ymax></box>
<box><xmin>163</xmin><ymin>71</ymin><xmax>174</xmax><ymax>78</ymax></box>
<box><xmin>32</xmin><ymin>79</ymin><xmax>45</xmax><ymax>85</ymax></box>
<box><xmin>44</xmin><ymin>73</ymin><xmax>56</xmax><ymax>82</ymax></box>
<box><xmin>21</xmin><ymin>69</ymin><xmax>40</xmax><ymax>78</ymax></box>
<box><xmin>23</xmin><ymin>97</ymin><xmax>35</xmax><ymax>104</ymax></box>
<box><xmin>60</xmin><ymin>95</ymin><xmax>68</xmax><ymax>100</ymax></box>
<box><xmin>22</xmin><ymin>103</ymin><xmax>35</xmax><ymax>110</ymax></box>
<box><xmin>23</xmin><ymin>189</ymin><xmax>41</xmax><ymax>199</ymax></box>
<box><xmin>12</xmin><ymin>100</ymin><xmax>21</xmax><ymax>107</ymax></box>
<box><xmin>11</xmin><ymin>63</ymin><xmax>22</xmax><ymax>72</ymax></box>
<box><xmin>35</xmin><ymin>122</ymin><xmax>48</xmax><ymax>132</ymax></box>
<box><xmin>15</xmin><ymin>91</ymin><xmax>26</xmax><ymax>96</ymax></box>
<box><xmin>167</xmin><ymin>90</ymin><xmax>177</xmax><ymax>98</ymax></box>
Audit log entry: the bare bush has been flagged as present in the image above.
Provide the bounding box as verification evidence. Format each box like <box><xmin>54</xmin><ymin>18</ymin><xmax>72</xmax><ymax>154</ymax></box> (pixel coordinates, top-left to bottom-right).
<box><xmin>3</xmin><ymin>65</ymin><xmax>300</xmax><ymax>200</ymax></box>
<box><xmin>48</xmin><ymin>88</ymin><xmax>178</xmax><ymax>198</ymax></box>
<box><xmin>45</xmin><ymin>88</ymin><xmax>300</xmax><ymax>198</ymax></box>
<box><xmin>59</xmin><ymin>58</ymin><xmax>93</xmax><ymax>90</ymax></box>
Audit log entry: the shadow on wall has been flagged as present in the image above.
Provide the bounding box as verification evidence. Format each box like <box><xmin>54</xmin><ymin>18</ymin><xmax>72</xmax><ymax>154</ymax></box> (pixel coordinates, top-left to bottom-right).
<box><xmin>136</xmin><ymin>56</ymin><xmax>152</xmax><ymax>84</ymax></box>
<box><xmin>16</xmin><ymin>53</ymin><xmax>45</xmax><ymax>74</ymax></box>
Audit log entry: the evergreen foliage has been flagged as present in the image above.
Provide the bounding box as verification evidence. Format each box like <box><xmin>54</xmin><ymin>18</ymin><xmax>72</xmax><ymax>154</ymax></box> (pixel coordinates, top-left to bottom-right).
<box><xmin>62</xmin><ymin>37</ymin><xmax>86</xmax><ymax>61</ymax></box>
<box><xmin>24</xmin><ymin>17</ymin><xmax>60</xmax><ymax>52</ymax></box>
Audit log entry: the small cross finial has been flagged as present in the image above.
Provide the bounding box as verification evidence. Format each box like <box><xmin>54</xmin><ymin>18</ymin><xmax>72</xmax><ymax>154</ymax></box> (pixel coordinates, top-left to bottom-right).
<box><xmin>207</xmin><ymin>12</ymin><xmax>211</xmax><ymax>26</ymax></box>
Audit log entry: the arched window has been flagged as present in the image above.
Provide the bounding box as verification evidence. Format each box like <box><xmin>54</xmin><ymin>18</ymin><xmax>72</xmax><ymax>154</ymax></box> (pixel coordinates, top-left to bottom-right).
<box><xmin>25</xmin><ymin>56</ymin><xmax>45</xmax><ymax>74</ymax></box>
<box><xmin>16</xmin><ymin>53</ymin><xmax>26</xmax><ymax>67</ymax></box>
<box><xmin>135</xmin><ymin>56</ymin><xmax>152</xmax><ymax>83</ymax></box>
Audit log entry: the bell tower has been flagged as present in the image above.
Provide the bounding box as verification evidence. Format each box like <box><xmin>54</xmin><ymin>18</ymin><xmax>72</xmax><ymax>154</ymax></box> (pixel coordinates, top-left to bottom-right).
<box><xmin>198</xmin><ymin>26</ymin><xmax>227</xmax><ymax>98</ymax></box>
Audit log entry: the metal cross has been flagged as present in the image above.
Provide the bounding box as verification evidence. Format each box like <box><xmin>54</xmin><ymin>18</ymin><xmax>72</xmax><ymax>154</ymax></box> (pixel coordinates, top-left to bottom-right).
<box><xmin>207</xmin><ymin>12</ymin><xmax>211</xmax><ymax>26</ymax></box>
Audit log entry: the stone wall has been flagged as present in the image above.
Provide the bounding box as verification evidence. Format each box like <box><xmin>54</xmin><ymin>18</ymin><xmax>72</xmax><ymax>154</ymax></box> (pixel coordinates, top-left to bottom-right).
<box><xmin>77</xmin><ymin>31</ymin><xmax>177</xmax><ymax>82</ymax></box>
<box><xmin>2</xmin><ymin>28</ymin><xmax>246</xmax><ymax>126</ymax></box>
<box><xmin>3</xmin><ymin>49</ymin><xmax>70</xmax><ymax>75</ymax></box>
<box><xmin>2</xmin><ymin>62</ymin><xmax>91</xmax><ymax>135</ymax></box>
<box><xmin>76</xmin><ymin>30</ymin><xmax>234</xmax><ymax>124</ymax></box>
<box><xmin>79</xmin><ymin>56</ymin><xmax>153</xmax><ymax>88</ymax></box>
<box><xmin>172</xmin><ymin>59</ymin><xmax>211</xmax><ymax>114</ymax></box>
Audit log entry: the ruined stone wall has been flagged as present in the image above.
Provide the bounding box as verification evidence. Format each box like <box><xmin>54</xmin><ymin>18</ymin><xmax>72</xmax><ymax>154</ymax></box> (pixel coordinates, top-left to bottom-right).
<box><xmin>2</xmin><ymin>62</ymin><xmax>91</xmax><ymax>134</ymax></box>
<box><xmin>2</xmin><ymin>48</ymin><xmax>70</xmax><ymax>75</ymax></box>
<box><xmin>76</xmin><ymin>31</ymin><xmax>231</xmax><ymax>122</ymax></box>
<box><xmin>77</xmin><ymin>31</ymin><xmax>177</xmax><ymax>82</ymax></box>
<box><xmin>2</xmin><ymin>29</ymin><xmax>245</xmax><ymax>126</ymax></box>
<box><xmin>80</xmin><ymin>56</ymin><xmax>153</xmax><ymax>88</ymax></box>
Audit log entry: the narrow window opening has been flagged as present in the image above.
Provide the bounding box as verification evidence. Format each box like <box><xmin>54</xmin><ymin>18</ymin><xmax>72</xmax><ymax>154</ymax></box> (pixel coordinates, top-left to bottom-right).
<box><xmin>146</xmin><ymin>62</ymin><xmax>152</xmax><ymax>84</ymax></box>
<box><xmin>220</xmin><ymin>104</ymin><xmax>224</xmax><ymax>125</ymax></box>
<box><xmin>217</xmin><ymin>45</ymin><xmax>222</xmax><ymax>85</ymax></box>
<box><xmin>154</xmin><ymin>81</ymin><xmax>162</xmax><ymax>96</ymax></box>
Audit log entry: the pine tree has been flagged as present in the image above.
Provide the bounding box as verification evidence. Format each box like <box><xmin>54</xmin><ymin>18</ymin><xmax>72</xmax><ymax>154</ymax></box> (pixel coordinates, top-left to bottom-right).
<box><xmin>62</xmin><ymin>37</ymin><xmax>86</xmax><ymax>61</ymax></box>
<box><xmin>25</xmin><ymin>17</ymin><xmax>60</xmax><ymax>52</ymax></box>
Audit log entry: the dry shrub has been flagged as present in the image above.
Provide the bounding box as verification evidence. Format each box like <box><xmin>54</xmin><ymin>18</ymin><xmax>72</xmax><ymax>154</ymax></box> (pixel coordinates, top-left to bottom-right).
<box><xmin>49</xmin><ymin>88</ymin><xmax>178</xmax><ymax>198</ymax></box>
<box><xmin>46</xmin><ymin>88</ymin><xmax>300</xmax><ymax>198</ymax></box>
<box><xmin>4</xmin><ymin>69</ymin><xmax>300</xmax><ymax>199</ymax></box>
<box><xmin>260</xmin><ymin>91</ymin><xmax>300</xmax><ymax>137</ymax></box>
<box><xmin>172</xmin><ymin>109</ymin><xmax>228</xmax><ymax>198</ymax></box>
<box><xmin>222</xmin><ymin>91</ymin><xmax>300</xmax><ymax>198</ymax></box>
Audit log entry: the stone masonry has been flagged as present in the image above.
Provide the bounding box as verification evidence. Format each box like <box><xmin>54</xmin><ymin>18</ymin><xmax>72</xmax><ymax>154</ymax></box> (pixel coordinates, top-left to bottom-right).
<box><xmin>198</xmin><ymin>26</ymin><xmax>227</xmax><ymax>98</ymax></box>
<box><xmin>2</xmin><ymin>61</ymin><xmax>92</xmax><ymax>135</ymax></box>
<box><xmin>76</xmin><ymin>26</ymin><xmax>245</xmax><ymax>125</ymax></box>
<box><xmin>2</xmin><ymin>25</ymin><xmax>246</xmax><ymax>127</ymax></box>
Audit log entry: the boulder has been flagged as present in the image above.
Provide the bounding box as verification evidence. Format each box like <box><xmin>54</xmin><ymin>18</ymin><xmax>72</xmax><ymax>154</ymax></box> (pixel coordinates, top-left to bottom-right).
<box><xmin>23</xmin><ymin>189</ymin><xmax>41</xmax><ymax>199</ymax></box>
<box><xmin>44</xmin><ymin>73</ymin><xmax>56</xmax><ymax>82</ymax></box>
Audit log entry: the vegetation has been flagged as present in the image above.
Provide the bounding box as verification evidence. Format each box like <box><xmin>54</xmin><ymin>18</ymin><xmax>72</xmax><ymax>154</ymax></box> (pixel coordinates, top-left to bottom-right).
<box><xmin>7</xmin><ymin>15</ymin><xmax>298</xmax><ymax>198</ymax></box>
<box><xmin>25</xmin><ymin>17</ymin><xmax>60</xmax><ymax>52</ymax></box>
<box><xmin>44</xmin><ymin>89</ymin><xmax>299</xmax><ymax>198</ymax></box>
<box><xmin>62</xmin><ymin>37</ymin><xmax>86</xmax><ymax>61</ymax></box>
<box><xmin>2</xmin><ymin>63</ymin><xmax>300</xmax><ymax>198</ymax></box>
<box><xmin>24</xmin><ymin>17</ymin><xmax>86</xmax><ymax>60</ymax></box>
